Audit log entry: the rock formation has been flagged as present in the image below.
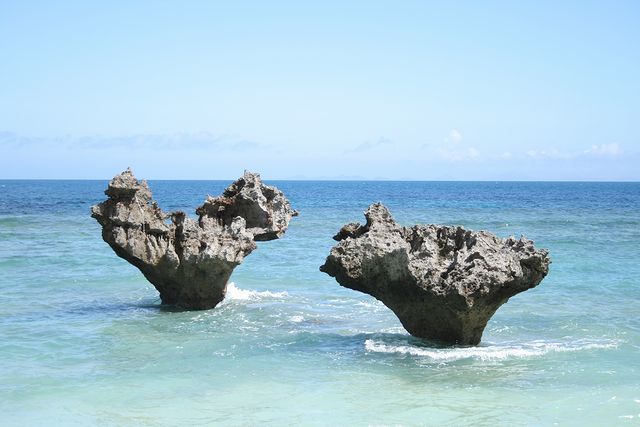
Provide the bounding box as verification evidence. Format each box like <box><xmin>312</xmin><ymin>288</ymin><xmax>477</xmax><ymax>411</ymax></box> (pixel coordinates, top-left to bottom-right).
<box><xmin>320</xmin><ymin>203</ymin><xmax>550</xmax><ymax>345</ymax></box>
<box><xmin>91</xmin><ymin>169</ymin><xmax>297</xmax><ymax>310</ymax></box>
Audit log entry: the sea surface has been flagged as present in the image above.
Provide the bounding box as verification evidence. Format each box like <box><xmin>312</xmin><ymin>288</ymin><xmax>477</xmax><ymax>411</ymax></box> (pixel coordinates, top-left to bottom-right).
<box><xmin>1</xmin><ymin>180</ymin><xmax>639</xmax><ymax>426</ymax></box>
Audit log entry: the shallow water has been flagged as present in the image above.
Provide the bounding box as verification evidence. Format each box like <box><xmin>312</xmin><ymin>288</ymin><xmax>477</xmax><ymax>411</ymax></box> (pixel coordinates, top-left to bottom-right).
<box><xmin>1</xmin><ymin>180</ymin><xmax>639</xmax><ymax>425</ymax></box>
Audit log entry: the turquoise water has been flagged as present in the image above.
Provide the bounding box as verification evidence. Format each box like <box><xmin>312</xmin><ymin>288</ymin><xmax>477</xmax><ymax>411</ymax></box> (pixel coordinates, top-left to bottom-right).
<box><xmin>1</xmin><ymin>180</ymin><xmax>639</xmax><ymax>426</ymax></box>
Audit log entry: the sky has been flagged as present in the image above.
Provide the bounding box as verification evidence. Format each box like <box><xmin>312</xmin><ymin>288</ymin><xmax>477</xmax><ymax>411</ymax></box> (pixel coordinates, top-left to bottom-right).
<box><xmin>1</xmin><ymin>0</ymin><xmax>638</xmax><ymax>180</ymax></box>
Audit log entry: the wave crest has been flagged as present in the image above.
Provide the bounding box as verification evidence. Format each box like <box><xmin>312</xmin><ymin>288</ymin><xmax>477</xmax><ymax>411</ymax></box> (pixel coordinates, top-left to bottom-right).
<box><xmin>224</xmin><ymin>282</ymin><xmax>289</xmax><ymax>302</ymax></box>
<box><xmin>364</xmin><ymin>339</ymin><xmax>618</xmax><ymax>362</ymax></box>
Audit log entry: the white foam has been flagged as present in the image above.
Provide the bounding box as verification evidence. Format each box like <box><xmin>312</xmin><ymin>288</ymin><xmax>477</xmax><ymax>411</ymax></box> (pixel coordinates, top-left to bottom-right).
<box><xmin>289</xmin><ymin>315</ymin><xmax>304</xmax><ymax>323</ymax></box>
<box><xmin>364</xmin><ymin>339</ymin><xmax>619</xmax><ymax>362</ymax></box>
<box><xmin>355</xmin><ymin>300</ymin><xmax>385</xmax><ymax>309</ymax></box>
<box><xmin>224</xmin><ymin>282</ymin><xmax>289</xmax><ymax>301</ymax></box>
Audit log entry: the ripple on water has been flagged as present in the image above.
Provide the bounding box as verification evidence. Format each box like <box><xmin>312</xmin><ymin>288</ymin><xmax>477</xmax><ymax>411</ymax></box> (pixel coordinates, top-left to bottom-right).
<box><xmin>2</xmin><ymin>181</ymin><xmax>640</xmax><ymax>425</ymax></box>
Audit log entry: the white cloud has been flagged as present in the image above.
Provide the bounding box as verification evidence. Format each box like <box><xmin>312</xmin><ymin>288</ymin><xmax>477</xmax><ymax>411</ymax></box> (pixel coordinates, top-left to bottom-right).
<box><xmin>429</xmin><ymin>129</ymin><xmax>476</xmax><ymax>161</ymax></box>
<box><xmin>583</xmin><ymin>143</ymin><xmax>621</xmax><ymax>157</ymax></box>
<box><xmin>500</xmin><ymin>152</ymin><xmax>513</xmax><ymax>159</ymax></box>
<box><xmin>449</xmin><ymin>129</ymin><xmax>462</xmax><ymax>144</ymax></box>
<box><xmin>436</xmin><ymin>146</ymin><xmax>480</xmax><ymax>161</ymax></box>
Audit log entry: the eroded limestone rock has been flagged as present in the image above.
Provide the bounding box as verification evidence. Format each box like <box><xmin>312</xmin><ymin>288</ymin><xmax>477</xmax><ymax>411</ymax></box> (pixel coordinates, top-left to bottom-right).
<box><xmin>91</xmin><ymin>169</ymin><xmax>297</xmax><ymax>310</ymax></box>
<box><xmin>320</xmin><ymin>203</ymin><xmax>550</xmax><ymax>345</ymax></box>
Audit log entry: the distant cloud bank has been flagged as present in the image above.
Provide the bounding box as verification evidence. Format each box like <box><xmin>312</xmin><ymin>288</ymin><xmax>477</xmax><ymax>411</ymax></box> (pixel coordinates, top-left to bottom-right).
<box><xmin>347</xmin><ymin>137</ymin><xmax>393</xmax><ymax>153</ymax></box>
<box><xmin>0</xmin><ymin>131</ymin><xmax>268</xmax><ymax>152</ymax></box>
<box><xmin>526</xmin><ymin>143</ymin><xmax>622</xmax><ymax>160</ymax></box>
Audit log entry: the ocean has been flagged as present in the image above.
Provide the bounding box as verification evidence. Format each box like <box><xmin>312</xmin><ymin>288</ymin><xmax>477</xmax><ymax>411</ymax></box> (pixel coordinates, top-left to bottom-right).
<box><xmin>1</xmin><ymin>180</ymin><xmax>639</xmax><ymax>425</ymax></box>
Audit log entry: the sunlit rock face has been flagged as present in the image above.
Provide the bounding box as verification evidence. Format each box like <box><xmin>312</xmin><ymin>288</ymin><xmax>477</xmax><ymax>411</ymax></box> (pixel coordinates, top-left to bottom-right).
<box><xmin>91</xmin><ymin>169</ymin><xmax>297</xmax><ymax>310</ymax></box>
<box><xmin>320</xmin><ymin>203</ymin><xmax>550</xmax><ymax>345</ymax></box>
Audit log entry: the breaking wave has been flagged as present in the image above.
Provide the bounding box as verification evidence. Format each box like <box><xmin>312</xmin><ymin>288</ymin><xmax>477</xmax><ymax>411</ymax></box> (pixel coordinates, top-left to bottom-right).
<box><xmin>364</xmin><ymin>338</ymin><xmax>619</xmax><ymax>362</ymax></box>
<box><xmin>225</xmin><ymin>282</ymin><xmax>289</xmax><ymax>301</ymax></box>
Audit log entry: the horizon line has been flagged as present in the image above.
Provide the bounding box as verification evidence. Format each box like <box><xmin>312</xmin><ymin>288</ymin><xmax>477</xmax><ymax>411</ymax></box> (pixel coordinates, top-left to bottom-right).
<box><xmin>1</xmin><ymin>178</ymin><xmax>639</xmax><ymax>183</ymax></box>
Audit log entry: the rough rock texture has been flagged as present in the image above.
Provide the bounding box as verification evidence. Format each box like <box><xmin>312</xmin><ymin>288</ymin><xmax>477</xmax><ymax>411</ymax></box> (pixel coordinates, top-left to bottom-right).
<box><xmin>91</xmin><ymin>169</ymin><xmax>297</xmax><ymax>310</ymax></box>
<box><xmin>320</xmin><ymin>203</ymin><xmax>550</xmax><ymax>345</ymax></box>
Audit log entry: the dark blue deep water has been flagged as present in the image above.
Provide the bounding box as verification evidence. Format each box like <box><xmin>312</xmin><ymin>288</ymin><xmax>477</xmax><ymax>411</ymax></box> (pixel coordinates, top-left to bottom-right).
<box><xmin>1</xmin><ymin>180</ymin><xmax>639</xmax><ymax>425</ymax></box>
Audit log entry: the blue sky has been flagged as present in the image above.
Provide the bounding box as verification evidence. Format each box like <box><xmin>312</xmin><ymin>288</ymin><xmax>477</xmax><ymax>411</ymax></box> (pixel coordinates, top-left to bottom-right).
<box><xmin>1</xmin><ymin>1</ymin><xmax>638</xmax><ymax>180</ymax></box>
